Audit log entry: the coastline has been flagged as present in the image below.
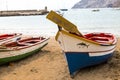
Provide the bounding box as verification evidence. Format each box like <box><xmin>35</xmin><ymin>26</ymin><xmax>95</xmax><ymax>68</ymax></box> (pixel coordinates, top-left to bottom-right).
<box><xmin>0</xmin><ymin>37</ymin><xmax>120</xmax><ymax>80</ymax></box>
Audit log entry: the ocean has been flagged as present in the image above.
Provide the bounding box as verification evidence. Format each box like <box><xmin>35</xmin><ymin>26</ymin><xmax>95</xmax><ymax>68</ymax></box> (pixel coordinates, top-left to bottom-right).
<box><xmin>0</xmin><ymin>8</ymin><xmax>120</xmax><ymax>36</ymax></box>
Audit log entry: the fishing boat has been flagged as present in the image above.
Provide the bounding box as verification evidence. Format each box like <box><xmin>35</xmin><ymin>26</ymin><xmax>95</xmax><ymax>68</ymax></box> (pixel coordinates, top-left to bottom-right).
<box><xmin>46</xmin><ymin>11</ymin><xmax>117</xmax><ymax>77</ymax></box>
<box><xmin>92</xmin><ymin>9</ymin><xmax>100</xmax><ymax>12</ymax></box>
<box><xmin>0</xmin><ymin>33</ymin><xmax>22</xmax><ymax>45</ymax></box>
<box><xmin>60</xmin><ymin>9</ymin><xmax>68</xmax><ymax>11</ymax></box>
<box><xmin>0</xmin><ymin>36</ymin><xmax>49</xmax><ymax>65</ymax></box>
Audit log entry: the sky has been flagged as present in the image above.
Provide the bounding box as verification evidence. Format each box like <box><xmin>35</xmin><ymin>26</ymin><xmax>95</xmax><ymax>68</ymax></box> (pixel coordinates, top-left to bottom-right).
<box><xmin>0</xmin><ymin>0</ymin><xmax>80</xmax><ymax>10</ymax></box>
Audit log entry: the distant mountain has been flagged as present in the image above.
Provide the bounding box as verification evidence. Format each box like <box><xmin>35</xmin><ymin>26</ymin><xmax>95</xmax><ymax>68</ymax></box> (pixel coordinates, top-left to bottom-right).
<box><xmin>72</xmin><ymin>0</ymin><xmax>120</xmax><ymax>8</ymax></box>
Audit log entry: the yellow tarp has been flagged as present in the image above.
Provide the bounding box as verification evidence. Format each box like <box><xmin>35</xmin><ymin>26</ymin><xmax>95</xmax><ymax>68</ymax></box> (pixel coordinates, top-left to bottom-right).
<box><xmin>46</xmin><ymin>10</ymin><xmax>83</xmax><ymax>36</ymax></box>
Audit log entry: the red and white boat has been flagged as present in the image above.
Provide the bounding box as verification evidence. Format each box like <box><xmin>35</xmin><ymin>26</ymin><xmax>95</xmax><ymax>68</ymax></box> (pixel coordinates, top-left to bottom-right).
<box><xmin>0</xmin><ymin>36</ymin><xmax>49</xmax><ymax>65</ymax></box>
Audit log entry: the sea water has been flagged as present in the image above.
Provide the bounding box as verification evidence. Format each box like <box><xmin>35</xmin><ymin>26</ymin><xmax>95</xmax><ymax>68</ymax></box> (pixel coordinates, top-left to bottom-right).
<box><xmin>0</xmin><ymin>8</ymin><xmax>120</xmax><ymax>36</ymax></box>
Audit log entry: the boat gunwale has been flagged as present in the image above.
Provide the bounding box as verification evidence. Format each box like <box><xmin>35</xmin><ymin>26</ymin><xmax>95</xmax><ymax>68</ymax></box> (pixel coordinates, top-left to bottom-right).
<box><xmin>55</xmin><ymin>30</ymin><xmax>117</xmax><ymax>46</ymax></box>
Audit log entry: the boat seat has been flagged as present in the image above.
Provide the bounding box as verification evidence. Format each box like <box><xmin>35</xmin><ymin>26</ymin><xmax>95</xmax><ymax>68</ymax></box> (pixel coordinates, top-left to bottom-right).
<box><xmin>17</xmin><ymin>40</ymin><xmax>40</xmax><ymax>46</ymax></box>
<box><xmin>89</xmin><ymin>36</ymin><xmax>113</xmax><ymax>44</ymax></box>
<box><xmin>17</xmin><ymin>43</ymin><xmax>28</xmax><ymax>46</ymax></box>
<box><xmin>89</xmin><ymin>36</ymin><xmax>109</xmax><ymax>41</ymax></box>
<box><xmin>24</xmin><ymin>40</ymin><xmax>40</xmax><ymax>44</ymax></box>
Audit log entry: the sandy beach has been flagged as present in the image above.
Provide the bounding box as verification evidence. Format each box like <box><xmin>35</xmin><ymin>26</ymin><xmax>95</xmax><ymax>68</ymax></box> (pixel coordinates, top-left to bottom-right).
<box><xmin>0</xmin><ymin>37</ymin><xmax>120</xmax><ymax>80</ymax></box>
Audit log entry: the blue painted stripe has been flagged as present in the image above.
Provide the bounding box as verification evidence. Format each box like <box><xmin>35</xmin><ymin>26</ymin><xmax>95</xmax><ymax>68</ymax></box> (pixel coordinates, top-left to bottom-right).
<box><xmin>65</xmin><ymin>52</ymin><xmax>113</xmax><ymax>75</ymax></box>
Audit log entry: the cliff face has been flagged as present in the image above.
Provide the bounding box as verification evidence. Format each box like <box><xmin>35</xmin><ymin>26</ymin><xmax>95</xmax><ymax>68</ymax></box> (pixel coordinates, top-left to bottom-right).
<box><xmin>72</xmin><ymin>0</ymin><xmax>120</xmax><ymax>8</ymax></box>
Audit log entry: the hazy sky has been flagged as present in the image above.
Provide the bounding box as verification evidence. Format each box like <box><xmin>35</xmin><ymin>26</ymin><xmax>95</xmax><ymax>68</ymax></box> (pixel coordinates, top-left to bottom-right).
<box><xmin>0</xmin><ymin>0</ymin><xmax>80</xmax><ymax>10</ymax></box>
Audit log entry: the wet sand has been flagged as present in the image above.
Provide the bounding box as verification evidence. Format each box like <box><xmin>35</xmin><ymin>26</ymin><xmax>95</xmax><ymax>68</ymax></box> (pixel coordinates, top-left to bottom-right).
<box><xmin>0</xmin><ymin>37</ymin><xmax>120</xmax><ymax>80</ymax></box>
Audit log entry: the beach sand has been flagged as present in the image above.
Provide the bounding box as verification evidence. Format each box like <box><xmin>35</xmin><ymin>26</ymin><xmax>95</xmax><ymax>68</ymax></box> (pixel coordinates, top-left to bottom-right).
<box><xmin>0</xmin><ymin>37</ymin><xmax>120</xmax><ymax>80</ymax></box>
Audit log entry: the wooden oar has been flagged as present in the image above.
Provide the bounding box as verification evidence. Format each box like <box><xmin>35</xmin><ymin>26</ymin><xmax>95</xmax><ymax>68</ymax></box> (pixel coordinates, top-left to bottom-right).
<box><xmin>46</xmin><ymin>10</ymin><xmax>83</xmax><ymax>36</ymax></box>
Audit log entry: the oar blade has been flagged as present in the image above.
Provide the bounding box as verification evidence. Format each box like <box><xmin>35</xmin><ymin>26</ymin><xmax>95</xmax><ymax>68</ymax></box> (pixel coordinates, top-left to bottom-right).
<box><xmin>46</xmin><ymin>10</ymin><xmax>83</xmax><ymax>36</ymax></box>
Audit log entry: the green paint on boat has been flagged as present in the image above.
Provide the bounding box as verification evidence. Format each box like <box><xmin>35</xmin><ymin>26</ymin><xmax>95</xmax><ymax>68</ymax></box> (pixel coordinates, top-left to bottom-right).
<box><xmin>0</xmin><ymin>43</ymin><xmax>48</xmax><ymax>65</ymax></box>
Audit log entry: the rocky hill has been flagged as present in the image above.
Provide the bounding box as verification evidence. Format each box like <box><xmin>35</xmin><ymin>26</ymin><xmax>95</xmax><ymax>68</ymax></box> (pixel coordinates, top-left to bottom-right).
<box><xmin>72</xmin><ymin>0</ymin><xmax>120</xmax><ymax>8</ymax></box>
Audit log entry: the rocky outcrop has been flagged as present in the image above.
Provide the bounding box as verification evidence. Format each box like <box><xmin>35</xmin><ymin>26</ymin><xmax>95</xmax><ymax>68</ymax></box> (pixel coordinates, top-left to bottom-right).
<box><xmin>72</xmin><ymin>0</ymin><xmax>120</xmax><ymax>8</ymax></box>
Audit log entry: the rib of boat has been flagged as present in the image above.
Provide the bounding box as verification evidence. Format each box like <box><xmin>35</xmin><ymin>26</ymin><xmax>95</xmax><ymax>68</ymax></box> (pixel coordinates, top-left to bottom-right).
<box><xmin>0</xmin><ymin>36</ymin><xmax>49</xmax><ymax>65</ymax></box>
<box><xmin>0</xmin><ymin>33</ymin><xmax>22</xmax><ymax>45</ymax></box>
<box><xmin>46</xmin><ymin>11</ymin><xmax>117</xmax><ymax>77</ymax></box>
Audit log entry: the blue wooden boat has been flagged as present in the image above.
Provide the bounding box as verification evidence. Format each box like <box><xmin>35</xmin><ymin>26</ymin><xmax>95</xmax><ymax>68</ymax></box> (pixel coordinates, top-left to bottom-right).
<box><xmin>46</xmin><ymin>11</ymin><xmax>117</xmax><ymax>77</ymax></box>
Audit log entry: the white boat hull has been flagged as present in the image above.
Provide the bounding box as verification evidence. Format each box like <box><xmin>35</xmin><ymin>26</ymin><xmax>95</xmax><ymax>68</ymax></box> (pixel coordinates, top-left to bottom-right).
<box><xmin>56</xmin><ymin>30</ymin><xmax>117</xmax><ymax>75</ymax></box>
<box><xmin>0</xmin><ymin>37</ymin><xmax>49</xmax><ymax>65</ymax></box>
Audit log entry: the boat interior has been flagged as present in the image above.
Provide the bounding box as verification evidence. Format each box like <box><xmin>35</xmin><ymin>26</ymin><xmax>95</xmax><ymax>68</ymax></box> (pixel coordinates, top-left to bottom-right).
<box><xmin>3</xmin><ymin>37</ymin><xmax>45</xmax><ymax>48</ymax></box>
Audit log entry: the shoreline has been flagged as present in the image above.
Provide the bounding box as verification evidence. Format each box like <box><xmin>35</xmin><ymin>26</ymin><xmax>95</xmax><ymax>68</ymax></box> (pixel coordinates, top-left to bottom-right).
<box><xmin>0</xmin><ymin>37</ymin><xmax>120</xmax><ymax>80</ymax></box>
